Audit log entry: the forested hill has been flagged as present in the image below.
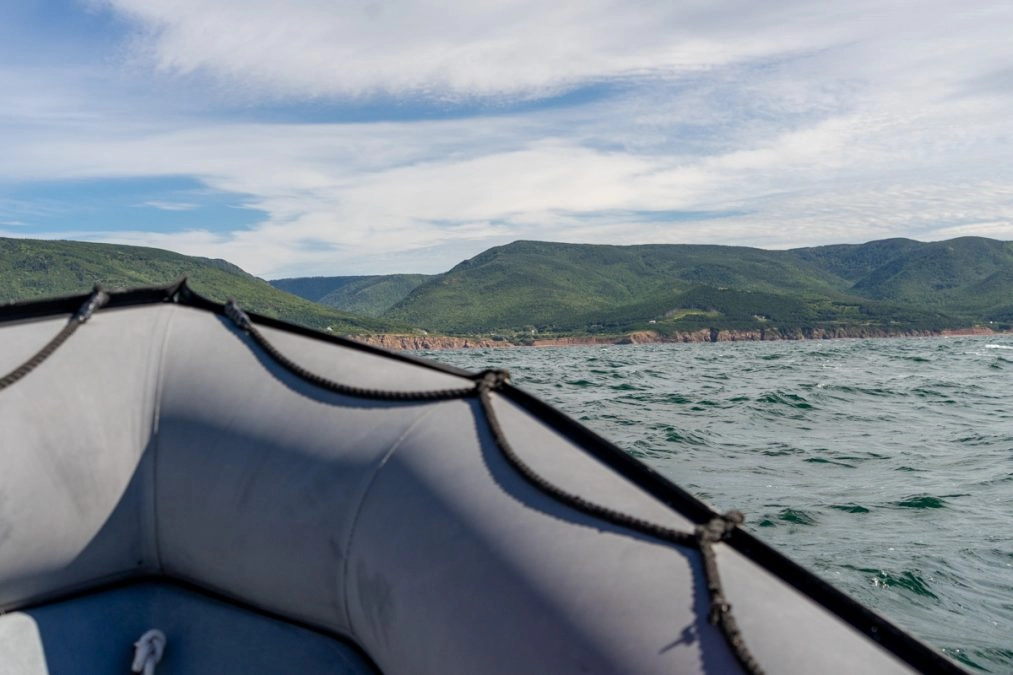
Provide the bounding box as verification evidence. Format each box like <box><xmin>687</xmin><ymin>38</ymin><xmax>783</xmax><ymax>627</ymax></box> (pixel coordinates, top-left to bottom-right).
<box><xmin>278</xmin><ymin>237</ymin><xmax>1013</xmax><ymax>337</ymax></box>
<box><xmin>270</xmin><ymin>274</ymin><xmax>433</xmax><ymax>317</ymax></box>
<box><xmin>0</xmin><ymin>238</ymin><xmax>409</xmax><ymax>334</ymax></box>
<box><xmin>7</xmin><ymin>236</ymin><xmax>1012</xmax><ymax>339</ymax></box>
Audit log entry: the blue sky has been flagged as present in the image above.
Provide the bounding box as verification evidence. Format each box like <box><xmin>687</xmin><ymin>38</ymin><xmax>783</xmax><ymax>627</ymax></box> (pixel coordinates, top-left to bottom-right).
<box><xmin>1</xmin><ymin>1</ymin><xmax>1011</xmax><ymax>278</ymax></box>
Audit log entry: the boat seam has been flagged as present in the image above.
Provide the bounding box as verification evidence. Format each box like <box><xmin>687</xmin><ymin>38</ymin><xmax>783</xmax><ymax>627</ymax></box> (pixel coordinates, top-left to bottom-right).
<box><xmin>147</xmin><ymin>303</ymin><xmax>177</xmax><ymax>575</ymax></box>
<box><xmin>340</xmin><ymin>405</ymin><xmax>438</xmax><ymax>637</ymax></box>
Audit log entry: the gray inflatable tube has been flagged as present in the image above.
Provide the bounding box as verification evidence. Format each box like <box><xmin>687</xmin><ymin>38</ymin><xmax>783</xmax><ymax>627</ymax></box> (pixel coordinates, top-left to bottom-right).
<box><xmin>0</xmin><ymin>282</ymin><xmax>964</xmax><ymax>674</ymax></box>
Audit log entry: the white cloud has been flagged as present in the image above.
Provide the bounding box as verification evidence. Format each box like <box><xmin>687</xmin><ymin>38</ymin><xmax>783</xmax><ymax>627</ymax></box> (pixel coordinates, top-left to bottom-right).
<box><xmin>140</xmin><ymin>200</ymin><xmax>200</xmax><ymax>211</ymax></box>
<box><xmin>98</xmin><ymin>0</ymin><xmax>823</xmax><ymax>98</ymax></box>
<box><xmin>6</xmin><ymin>92</ymin><xmax>1010</xmax><ymax>276</ymax></box>
<box><xmin>1</xmin><ymin>1</ymin><xmax>1011</xmax><ymax>276</ymax></box>
<box><xmin>98</xmin><ymin>0</ymin><xmax>1013</xmax><ymax>102</ymax></box>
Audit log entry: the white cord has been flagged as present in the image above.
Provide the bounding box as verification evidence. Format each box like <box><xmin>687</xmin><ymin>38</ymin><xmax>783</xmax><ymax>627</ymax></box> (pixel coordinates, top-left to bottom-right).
<box><xmin>132</xmin><ymin>629</ymin><xmax>167</xmax><ymax>675</ymax></box>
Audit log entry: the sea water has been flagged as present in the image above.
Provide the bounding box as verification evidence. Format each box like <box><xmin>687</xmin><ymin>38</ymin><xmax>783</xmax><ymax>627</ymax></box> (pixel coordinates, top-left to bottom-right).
<box><xmin>421</xmin><ymin>336</ymin><xmax>1013</xmax><ymax>673</ymax></box>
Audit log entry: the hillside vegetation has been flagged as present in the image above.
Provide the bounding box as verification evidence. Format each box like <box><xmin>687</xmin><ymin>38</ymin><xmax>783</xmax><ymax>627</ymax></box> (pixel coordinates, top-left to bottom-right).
<box><xmin>8</xmin><ymin>236</ymin><xmax>1012</xmax><ymax>340</ymax></box>
<box><xmin>280</xmin><ymin>237</ymin><xmax>1013</xmax><ymax>337</ymax></box>
<box><xmin>271</xmin><ymin>274</ymin><xmax>432</xmax><ymax>317</ymax></box>
<box><xmin>0</xmin><ymin>238</ymin><xmax>409</xmax><ymax>334</ymax></box>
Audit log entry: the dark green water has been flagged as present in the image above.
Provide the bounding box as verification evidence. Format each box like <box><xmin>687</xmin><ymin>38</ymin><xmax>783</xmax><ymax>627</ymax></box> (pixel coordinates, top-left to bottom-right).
<box><xmin>422</xmin><ymin>336</ymin><xmax>1013</xmax><ymax>673</ymax></box>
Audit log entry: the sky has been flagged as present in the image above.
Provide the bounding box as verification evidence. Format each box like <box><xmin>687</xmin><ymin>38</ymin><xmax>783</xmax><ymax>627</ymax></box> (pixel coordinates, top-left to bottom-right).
<box><xmin>0</xmin><ymin>1</ymin><xmax>1011</xmax><ymax>278</ymax></box>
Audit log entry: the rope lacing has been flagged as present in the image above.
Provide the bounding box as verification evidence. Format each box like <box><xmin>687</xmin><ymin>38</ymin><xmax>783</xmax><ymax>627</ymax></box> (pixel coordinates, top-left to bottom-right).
<box><xmin>225</xmin><ymin>300</ymin><xmax>479</xmax><ymax>401</ymax></box>
<box><xmin>226</xmin><ymin>298</ymin><xmax>763</xmax><ymax>674</ymax></box>
<box><xmin>0</xmin><ymin>286</ymin><xmax>108</xmax><ymax>393</ymax></box>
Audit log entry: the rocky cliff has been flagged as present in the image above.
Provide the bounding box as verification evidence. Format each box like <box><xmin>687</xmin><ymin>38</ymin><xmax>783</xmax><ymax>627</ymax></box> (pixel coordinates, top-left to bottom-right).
<box><xmin>353</xmin><ymin>325</ymin><xmax>1001</xmax><ymax>350</ymax></box>
<box><xmin>351</xmin><ymin>334</ymin><xmax>509</xmax><ymax>350</ymax></box>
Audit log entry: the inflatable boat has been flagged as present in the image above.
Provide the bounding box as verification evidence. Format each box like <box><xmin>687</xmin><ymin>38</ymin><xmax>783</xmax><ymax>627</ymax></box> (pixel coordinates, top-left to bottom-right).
<box><xmin>0</xmin><ymin>281</ymin><xmax>965</xmax><ymax>674</ymax></box>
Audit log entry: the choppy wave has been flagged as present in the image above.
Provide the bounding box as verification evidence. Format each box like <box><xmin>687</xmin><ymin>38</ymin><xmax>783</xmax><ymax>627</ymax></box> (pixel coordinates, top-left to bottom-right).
<box><xmin>426</xmin><ymin>336</ymin><xmax>1013</xmax><ymax>672</ymax></box>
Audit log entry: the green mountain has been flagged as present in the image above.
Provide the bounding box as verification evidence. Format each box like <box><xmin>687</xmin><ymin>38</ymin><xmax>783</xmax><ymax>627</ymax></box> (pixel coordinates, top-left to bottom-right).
<box><xmin>0</xmin><ymin>238</ymin><xmax>409</xmax><ymax>334</ymax></box>
<box><xmin>373</xmin><ymin>239</ymin><xmax>985</xmax><ymax>335</ymax></box>
<box><xmin>279</xmin><ymin>241</ymin><xmax>862</xmax><ymax>333</ymax></box>
<box><xmin>276</xmin><ymin>237</ymin><xmax>1013</xmax><ymax>337</ymax></box>
<box><xmin>270</xmin><ymin>274</ymin><xmax>432</xmax><ymax>317</ymax></box>
<box><xmin>49</xmin><ymin>234</ymin><xmax>1001</xmax><ymax>340</ymax></box>
<box><xmin>791</xmin><ymin>237</ymin><xmax>1013</xmax><ymax>319</ymax></box>
<box><xmin>788</xmin><ymin>238</ymin><xmax>926</xmax><ymax>282</ymax></box>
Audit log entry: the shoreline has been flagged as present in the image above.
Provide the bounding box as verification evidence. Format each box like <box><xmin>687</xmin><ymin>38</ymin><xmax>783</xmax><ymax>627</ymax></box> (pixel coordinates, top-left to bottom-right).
<box><xmin>352</xmin><ymin>326</ymin><xmax>1003</xmax><ymax>351</ymax></box>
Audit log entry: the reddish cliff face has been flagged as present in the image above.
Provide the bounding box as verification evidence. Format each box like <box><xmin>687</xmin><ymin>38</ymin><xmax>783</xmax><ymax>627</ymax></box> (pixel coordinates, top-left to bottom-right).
<box><xmin>353</xmin><ymin>326</ymin><xmax>1000</xmax><ymax>351</ymax></box>
<box><xmin>351</xmin><ymin>334</ymin><xmax>509</xmax><ymax>350</ymax></box>
<box><xmin>940</xmin><ymin>327</ymin><xmax>996</xmax><ymax>336</ymax></box>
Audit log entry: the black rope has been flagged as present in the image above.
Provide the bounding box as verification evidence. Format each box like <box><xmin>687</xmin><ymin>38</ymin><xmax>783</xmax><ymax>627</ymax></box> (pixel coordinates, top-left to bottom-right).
<box><xmin>225</xmin><ymin>300</ymin><xmax>481</xmax><ymax>401</ymax></box>
<box><xmin>0</xmin><ymin>286</ymin><xmax>109</xmax><ymax>393</ymax></box>
<box><xmin>224</xmin><ymin>298</ymin><xmax>764</xmax><ymax>674</ymax></box>
<box><xmin>476</xmin><ymin>376</ymin><xmax>764</xmax><ymax>675</ymax></box>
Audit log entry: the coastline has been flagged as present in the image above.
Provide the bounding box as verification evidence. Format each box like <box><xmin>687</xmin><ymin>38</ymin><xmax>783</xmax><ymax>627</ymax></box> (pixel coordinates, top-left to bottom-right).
<box><xmin>352</xmin><ymin>326</ymin><xmax>1002</xmax><ymax>351</ymax></box>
